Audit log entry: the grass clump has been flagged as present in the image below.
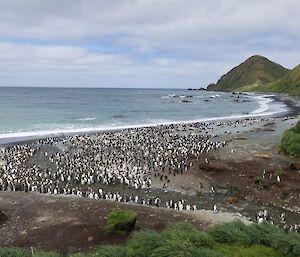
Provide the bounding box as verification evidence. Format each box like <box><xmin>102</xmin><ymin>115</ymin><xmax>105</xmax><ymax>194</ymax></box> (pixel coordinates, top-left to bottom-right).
<box><xmin>126</xmin><ymin>229</ymin><xmax>163</xmax><ymax>257</ymax></box>
<box><xmin>0</xmin><ymin>248</ymin><xmax>29</xmax><ymax>257</ymax></box>
<box><xmin>161</xmin><ymin>223</ymin><xmax>214</xmax><ymax>249</ymax></box>
<box><xmin>150</xmin><ymin>242</ymin><xmax>223</xmax><ymax>257</ymax></box>
<box><xmin>281</xmin><ymin>120</ymin><xmax>300</xmax><ymax>158</ymax></box>
<box><xmin>209</xmin><ymin>220</ymin><xmax>300</xmax><ymax>257</ymax></box>
<box><xmin>33</xmin><ymin>251</ymin><xmax>62</xmax><ymax>257</ymax></box>
<box><xmin>209</xmin><ymin>220</ymin><xmax>252</xmax><ymax>245</ymax></box>
<box><xmin>245</xmin><ymin>222</ymin><xmax>281</xmax><ymax>246</ymax></box>
<box><xmin>91</xmin><ymin>245</ymin><xmax>127</xmax><ymax>257</ymax></box>
<box><xmin>149</xmin><ymin>238</ymin><xmax>196</xmax><ymax>257</ymax></box>
<box><xmin>216</xmin><ymin>243</ymin><xmax>282</xmax><ymax>257</ymax></box>
<box><xmin>254</xmin><ymin>176</ymin><xmax>263</xmax><ymax>185</ymax></box>
<box><xmin>270</xmin><ymin>232</ymin><xmax>300</xmax><ymax>257</ymax></box>
<box><xmin>189</xmin><ymin>248</ymin><xmax>225</xmax><ymax>257</ymax></box>
<box><xmin>104</xmin><ymin>210</ymin><xmax>137</xmax><ymax>235</ymax></box>
<box><xmin>127</xmin><ymin>223</ymin><xmax>215</xmax><ymax>257</ymax></box>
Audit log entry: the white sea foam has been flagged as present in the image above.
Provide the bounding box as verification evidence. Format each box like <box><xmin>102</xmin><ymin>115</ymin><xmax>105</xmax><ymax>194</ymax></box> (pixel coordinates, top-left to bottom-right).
<box><xmin>250</xmin><ymin>95</ymin><xmax>272</xmax><ymax>114</ymax></box>
<box><xmin>76</xmin><ymin>117</ymin><xmax>96</xmax><ymax>121</ymax></box>
<box><xmin>248</xmin><ymin>94</ymin><xmax>287</xmax><ymax>115</ymax></box>
<box><xmin>194</xmin><ymin>94</ymin><xmax>220</xmax><ymax>99</ymax></box>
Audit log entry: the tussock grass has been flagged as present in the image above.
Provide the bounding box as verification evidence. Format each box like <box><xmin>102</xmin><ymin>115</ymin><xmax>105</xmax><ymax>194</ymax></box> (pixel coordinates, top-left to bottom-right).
<box><xmin>161</xmin><ymin>223</ymin><xmax>214</xmax><ymax>249</ymax></box>
<box><xmin>90</xmin><ymin>245</ymin><xmax>127</xmax><ymax>257</ymax></box>
<box><xmin>0</xmin><ymin>248</ymin><xmax>28</xmax><ymax>257</ymax></box>
<box><xmin>281</xmin><ymin>120</ymin><xmax>300</xmax><ymax>158</ymax></box>
<box><xmin>149</xmin><ymin>223</ymin><xmax>216</xmax><ymax>257</ymax></box>
<box><xmin>33</xmin><ymin>251</ymin><xmax>62</xmax><ymax>257</ymax></box>
<box><xmin>209</xmin><ymin>220</ymin><xmax>300</xmax><ymax>257</ymax></box>
<box><xmin>104</xmin><ymin>210</ymin><xmax>137</xmax><ymax>234</ymax></box>
<box><xmin>126</xmin><ymin>229</ymin><xmax>163</xmax><ymax>257</ymax></box>
<box><xmin>216</xmin><ymin>244</ymin><xmax>282</xmax><ymax>257</ymax></box>
<box><xmin>1</xmin><ymin>221</ymin><xmax>299</xmax><ymax>257</ymax></box>
<box><xmin>209</xmin><ymin>220</ymin><xmax>252</xmax><ymax>245</ymax></box>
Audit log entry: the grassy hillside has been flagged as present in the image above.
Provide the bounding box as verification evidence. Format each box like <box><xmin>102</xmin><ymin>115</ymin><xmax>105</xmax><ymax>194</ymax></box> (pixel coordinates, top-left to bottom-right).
<box><xmin>254</xmin><ymin>64</ymin><xmax>300</xmax><ymax>95</ymax></box>
<box><xmin>1</xmin><ymin>221</ymin><xmax>299</xmax><ymax>257</ymax></box>
<box><xmin>207</xmin><ymin>55</ymin><xmax>289</xmax><ymax>91</ymax></box>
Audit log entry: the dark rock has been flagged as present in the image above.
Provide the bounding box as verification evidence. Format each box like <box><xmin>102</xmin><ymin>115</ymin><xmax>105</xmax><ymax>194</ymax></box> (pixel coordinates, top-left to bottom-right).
<box><xmin>290</xmin><ymin>162</ymin><xmax>300</xmax><ymax>170</ymax></box>
<box><xmin>0</xmin><ymin>210</ymin><xmax>8</xmax><ymax>225</ymax></box>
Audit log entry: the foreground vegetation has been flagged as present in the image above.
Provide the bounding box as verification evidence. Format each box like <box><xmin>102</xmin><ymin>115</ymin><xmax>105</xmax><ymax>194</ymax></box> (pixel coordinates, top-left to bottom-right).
<box><xmin>1</xmin><ymin>220</ymin><xmax>299</xmax><ymax>257</ymax></box>
<box><xmin>281</xmin><ymin>119</ymin><xmax>300</xmax><ymax>158</ymax></box>
<box><xmin>104</xmin><ymin>210</ymin><xmax>137</xmax><ymax>234</ymax></box>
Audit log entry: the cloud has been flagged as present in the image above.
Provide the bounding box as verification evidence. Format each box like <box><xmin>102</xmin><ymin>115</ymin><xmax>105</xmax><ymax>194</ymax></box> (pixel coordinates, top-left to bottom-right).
<box><xmin>0</xmin><ymin>0</ymin><xmax>299</xmax><ymax>87</ymax></box>
<box><xmin>0</xmin><ymin>42</ymin><xmax>220</xmax><ymax>88</ymax></box>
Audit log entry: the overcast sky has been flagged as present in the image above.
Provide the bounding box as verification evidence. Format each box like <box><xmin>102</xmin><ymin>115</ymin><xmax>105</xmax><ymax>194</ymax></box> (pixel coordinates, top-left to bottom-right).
<box><xmin>0</xmin><ymin>0</ymin><xmax>299</xmax><ymax>88</ymax></box>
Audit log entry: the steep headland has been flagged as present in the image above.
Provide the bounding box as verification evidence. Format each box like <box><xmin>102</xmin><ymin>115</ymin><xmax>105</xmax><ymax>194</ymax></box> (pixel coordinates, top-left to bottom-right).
<box><xmin>207</xmin><ymin>55</ymin><xmax>289</xmax><ymax>91</ymax></box>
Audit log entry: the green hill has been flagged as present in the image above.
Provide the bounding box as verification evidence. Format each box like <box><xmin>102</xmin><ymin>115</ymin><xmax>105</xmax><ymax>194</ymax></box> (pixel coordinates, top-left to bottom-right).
<box><xmin>207</xmin><ymin>55</ymin><xmax>290</xmax><ymax>91</ymax></box>
<box><xmin>255</xmin><ymin>64</ymin><xmax>300</xmax><ymax>95</ymax></box>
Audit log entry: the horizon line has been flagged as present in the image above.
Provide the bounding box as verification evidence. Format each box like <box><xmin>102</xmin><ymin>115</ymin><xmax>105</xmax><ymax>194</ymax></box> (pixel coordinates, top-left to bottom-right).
<box><xmin>0</xmin><ymin>85</ymin><xmax>199</xmax><ymax>90</ymax></box>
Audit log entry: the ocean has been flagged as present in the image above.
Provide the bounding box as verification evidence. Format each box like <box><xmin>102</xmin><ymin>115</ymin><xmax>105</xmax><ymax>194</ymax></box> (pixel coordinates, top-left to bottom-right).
<box><xmin>0</xmin><ymin>87</ymin><xmax>287</xmax><ymax>143</ymax></box>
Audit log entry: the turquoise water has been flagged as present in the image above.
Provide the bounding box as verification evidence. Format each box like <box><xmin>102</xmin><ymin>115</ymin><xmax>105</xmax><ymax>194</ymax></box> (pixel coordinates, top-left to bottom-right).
<box><xmin>0</xmin><ymin>87</ymin><xmax>285</xmax><ymax>141</ymax></box>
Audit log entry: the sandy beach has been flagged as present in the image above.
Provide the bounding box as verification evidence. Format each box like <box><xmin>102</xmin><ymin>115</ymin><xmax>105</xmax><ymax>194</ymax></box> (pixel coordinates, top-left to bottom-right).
<box><xmin>0</xmin><ymin>94</ymin><xmax>299</xmax><ymax>253</ymax></box>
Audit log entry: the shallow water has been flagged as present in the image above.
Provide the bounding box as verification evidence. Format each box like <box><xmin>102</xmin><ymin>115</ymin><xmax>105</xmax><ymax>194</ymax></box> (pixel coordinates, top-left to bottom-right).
<box><xmin>0</xmin><ymin>87</ymin><xmax>287</xmax><ymax>142</ymax></box>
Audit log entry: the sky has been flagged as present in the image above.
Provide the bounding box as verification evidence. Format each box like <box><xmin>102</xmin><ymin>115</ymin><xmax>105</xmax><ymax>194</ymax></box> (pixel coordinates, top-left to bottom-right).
<box><xmin>0</xmin><ymin>0</ymin><xmax>299</xmax><ymax>88</ymax></box>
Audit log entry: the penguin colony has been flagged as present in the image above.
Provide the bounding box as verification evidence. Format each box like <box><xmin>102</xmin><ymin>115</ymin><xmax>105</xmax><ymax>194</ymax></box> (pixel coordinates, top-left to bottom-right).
<box><xmin>0</xmin><ymin>123</ymin><xmax>226</xmax><ymax>211</ymax></box>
